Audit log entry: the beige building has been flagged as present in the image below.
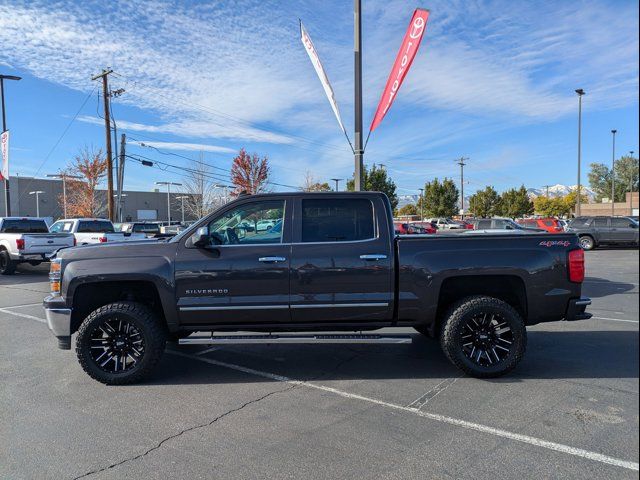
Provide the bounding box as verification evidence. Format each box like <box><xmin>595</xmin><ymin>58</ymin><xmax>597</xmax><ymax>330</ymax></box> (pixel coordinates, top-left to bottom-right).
<box><xmin>578</xmin><ymin>192</ymin><xmax>639</xmax><ymax>217</ymax></box>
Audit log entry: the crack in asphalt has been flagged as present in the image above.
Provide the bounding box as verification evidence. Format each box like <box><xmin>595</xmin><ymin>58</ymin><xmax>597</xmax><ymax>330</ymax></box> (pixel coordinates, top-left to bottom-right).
<box><xmin>71</xmin><ymin>383</ymin><xmax>298</xmax><ymax>479</ymax></box>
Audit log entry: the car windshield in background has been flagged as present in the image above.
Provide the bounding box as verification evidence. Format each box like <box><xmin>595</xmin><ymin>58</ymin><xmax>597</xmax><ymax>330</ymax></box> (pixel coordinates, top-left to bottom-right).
<box><xmin>77</xmin><ymin>221</ymin><xmax>115</xmax><ymax>233</ymax></box>
<box><xmin>0</xmin><ymin>219</ymin><xmax>49</xmax><ymax>233</ymax></box>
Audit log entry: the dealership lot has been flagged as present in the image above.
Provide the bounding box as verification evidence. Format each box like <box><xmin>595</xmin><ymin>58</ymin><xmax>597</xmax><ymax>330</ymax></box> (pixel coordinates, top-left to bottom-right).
<box><xmin>1</xmin><ymin>249</ymin><xmax>638</xmax><ymax>479</ymax></box>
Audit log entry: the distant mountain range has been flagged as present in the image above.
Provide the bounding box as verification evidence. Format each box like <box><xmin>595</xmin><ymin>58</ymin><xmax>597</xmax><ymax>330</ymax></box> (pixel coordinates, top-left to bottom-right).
<box><xmin>526</xmin><ymin>184</ymin><xmax>596</xmax><ymax>200</ymax></box>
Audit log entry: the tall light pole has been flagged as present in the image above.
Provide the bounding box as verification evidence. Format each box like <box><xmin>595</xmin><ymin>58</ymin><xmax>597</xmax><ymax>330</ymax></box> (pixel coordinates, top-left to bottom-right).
<box><xmin>611</xmin><ymin>129</ymin><xmax>617</xmax><ymax>216</ymax></box>
<box><xmin>1</xmin><ymin>74</ymin><xmax>21</xmax><ymax>216</ymax></box>
<box><xmin>630</xmin><ymin>151</ymin><xmax>635</xmax><ymax>216</ymax></box>
<box><xmin>155</xmin><ymin>181</ymin><xmax>182</xmax><ymax>224</ymax></box>
<box><xmin>457</xmin><ymin>157</ymin><xmax>467</xmax><ymax>219</ymax></box>
<box><xmin>418</xmin><ymin>188</ymin><xmax>424</xmax><ymax>221</ymax></box>
<box><xmin>113</xmin><ymin>193</ymin><xmax>128</xmax><ymax>222</ymax></box>
<box><xmin>353</xmin><ymin>0</ymin><xmax>364</xmax><ymax>191</ymax></box>
<box><xmin>575</xmin><ymin>89</ymin><xmax>585</xmax><ymax>217</ymax></box>
<box><xmin>330</xmin><ymin>178</ymin><xmax>343</xmax><ymax>191</ymax></box>
<box><xmin>47</xmin><ymin>173</ymin><xmax>81</xmax><ymax>218</ymax></box>
<box><xmin>29</xmin><ymin>190</ymin><xmax>44</xmax><ymax>217</ymax></box>
<box><xmin>176</xmin><ymin>195</ymin><xmax>187</xmax><ymax>223</ymax></box>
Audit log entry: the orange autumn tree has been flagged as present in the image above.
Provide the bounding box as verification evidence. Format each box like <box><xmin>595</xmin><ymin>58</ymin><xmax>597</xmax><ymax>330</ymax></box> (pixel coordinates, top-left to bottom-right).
<box><xmin>230</xmin><ymin>148</ymin><xmax>270</xmax><ymax>195</ymax></box>
<box><xmin>61</xmin><ymin>147</ymin><xmax>108</xmax><ymax>218</ymax></box>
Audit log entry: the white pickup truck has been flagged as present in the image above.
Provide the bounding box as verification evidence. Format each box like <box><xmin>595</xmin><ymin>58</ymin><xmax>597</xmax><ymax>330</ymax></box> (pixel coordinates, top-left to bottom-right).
<box><xmin>49</xmin><ymin>218</ymin><xmax>146</xmax><ymax>245</ymax></box>
<box><xmin>0</xmin><ymin>217</ymin><xmax>75</xmax><ymax>275</ymax></box>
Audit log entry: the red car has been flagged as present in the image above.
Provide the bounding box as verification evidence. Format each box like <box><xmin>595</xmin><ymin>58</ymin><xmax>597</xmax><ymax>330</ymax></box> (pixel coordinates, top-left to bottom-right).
<box><xmin>394</xmin><ymin>221</ymin><xmax>436</xmax><ymax>235</ymax></box>
<box><xmin>517</xmin><ymin>218</ymin><xmax>563</xmax><ymax>233</ymax></box>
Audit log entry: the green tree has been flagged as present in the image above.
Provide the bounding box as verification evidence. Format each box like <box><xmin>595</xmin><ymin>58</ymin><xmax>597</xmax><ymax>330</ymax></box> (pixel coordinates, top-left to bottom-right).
<box><xmin>347</xmin><ymin>164</ymin><xmax>398</xmax><ymax>210</ymax></box>
<box><xmin>500</xmin><ymin>185</ymin><xmax>534</xmax><ymax>218</ymax></box>
<box><xmin>562</xmin><ymin>188</ymin><xmax>590</xmax><ymax>216</ymax></box>
<box><xmin>418</xmin><ymin>178</ymin><xmax>459</xmax><ymax>217</ymax></box>
<box><xmin>397</xmin><ymin>204</ymin><xmax>418</xmax><ymax>216</ymax></box>
<box><xmin>588</xmin><ymin>155</ymin><xmax>639</xmax><ymax>202</ymax></box>
<box><xmin>468</xmin><ymin>186</ymin><xmax>502</xmax><ymax>218</ymax></box>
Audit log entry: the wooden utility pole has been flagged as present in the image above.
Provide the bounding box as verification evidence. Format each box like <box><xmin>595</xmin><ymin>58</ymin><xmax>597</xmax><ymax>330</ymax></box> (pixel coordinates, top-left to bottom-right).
<box><xmin>91</xmin><ymin>69</ymin><xmax>115</xmax><ymax>221</ymax></box>
<box><xmin>117</xmin><ymin>133</ymin><xmax>126</xmax><ymax>222</ymax></box>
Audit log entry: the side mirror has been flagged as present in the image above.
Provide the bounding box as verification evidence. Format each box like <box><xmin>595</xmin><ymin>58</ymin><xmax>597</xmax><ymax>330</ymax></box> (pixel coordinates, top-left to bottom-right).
<box><xmin>191</xmin><ymin>227</ymin><xmax>209</xmax><ymax>248</ymax></box>
<box><xmin>630</xmin><ymin>223</ymin><xmax>638</xmax><ymax>229</ymax></box>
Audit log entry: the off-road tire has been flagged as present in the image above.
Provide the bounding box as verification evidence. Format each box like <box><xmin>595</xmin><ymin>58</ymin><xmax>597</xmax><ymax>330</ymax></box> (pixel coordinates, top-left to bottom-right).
<box><xmin>579</xmin><ymin>235</ymin><xmax>595</xmax><ymax>251</ymax></box>
<box><xmin>0</xmin><ymin>249</ymin><xmax>17</xmax><ymax>275</ymax></box>
<box><xmin>75</xmin><ymin>301</ymin><xmax>166</xmax><ymax>385</ymax></box>
<box><xmin>440</xmin><ymin>296</ymin><xmax>526</xmax><ymax>378</ymax></box>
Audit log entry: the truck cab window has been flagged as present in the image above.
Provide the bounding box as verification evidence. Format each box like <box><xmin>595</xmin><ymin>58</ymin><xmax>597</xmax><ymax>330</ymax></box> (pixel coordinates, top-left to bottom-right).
<box><xmin>206</xmin><ymin>200</ymin><xmax>285</xmax><ymax>245</ymax></box>
<box><xmin>301</xmin><ymin>198</ymin><xmax>374</xmax><ymax>242</ymax></box>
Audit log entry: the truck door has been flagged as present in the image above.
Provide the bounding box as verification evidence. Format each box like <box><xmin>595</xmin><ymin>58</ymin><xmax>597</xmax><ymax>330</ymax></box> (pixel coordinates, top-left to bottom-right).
<box><xmin>610</xmin><ymin>217</ymin><xmax>637</xmax><ymax>242</ymax></box>
<box><xmin>175</xmin><ymin>198</ymin><xmax>291</xmax><ymax>326</ymax></box>
<box><xmin>592</xmin><ymin>217</ymin><xmax>611</xmax><ymax>242</ymax></box>
<box><xmin>289</xmin><ymin>196</ymin><xmax>393</xmax><ymax>324</ymax></box>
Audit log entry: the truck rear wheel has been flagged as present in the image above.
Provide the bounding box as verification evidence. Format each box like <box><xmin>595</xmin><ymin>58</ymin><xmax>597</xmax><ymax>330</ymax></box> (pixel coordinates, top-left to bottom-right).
<box><xmin>0</xmin><ymin>250</ymin><xmax>17</xmax><ymax>275</ymax></box>
<box><xmin>75</xmin><ymin>301</ymin><xmax>166</xmax><ymax>385</ymax></box>
<box><xmin>440</xmin><ymin>296</ymin><xmax>526</xmax><ymax>378</ymax></box>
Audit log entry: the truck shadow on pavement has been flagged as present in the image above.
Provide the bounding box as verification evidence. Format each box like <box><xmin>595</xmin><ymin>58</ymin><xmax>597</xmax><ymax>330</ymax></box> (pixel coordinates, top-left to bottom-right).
<box><xmin>582</xmin><ymin>276</ymin><xmax>637</xmax><ymax>298</ymax></box>
<box><xmin>147</xmin><ymin>330</ymin><xmax>639</xmax><ymax>385</ymax></box>
<box><xmin>0</xmin><ymin>263</ymin><xmax>50</xmax><ymax>287</ymax></box>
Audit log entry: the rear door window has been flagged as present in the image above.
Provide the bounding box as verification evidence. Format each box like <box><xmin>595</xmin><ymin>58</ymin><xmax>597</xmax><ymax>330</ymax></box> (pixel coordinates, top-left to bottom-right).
<box><xmin>476</xmin><ymin>220</ymin><xmax>492</xmax><ymax>229</ymax></box>
<box><xmin>77</xmin><ymin>220</ymin><xmax>115</xmax><ymax>233</ymax></box>
<box><xmin>611</xmin><ymin>218</ymin><xmax>633</xmax><ymax>228</ymax></box>
<box><xmin>302</xmin><ymin>198</ymin><xmax>374</xmax><ymax>242</ymax></box>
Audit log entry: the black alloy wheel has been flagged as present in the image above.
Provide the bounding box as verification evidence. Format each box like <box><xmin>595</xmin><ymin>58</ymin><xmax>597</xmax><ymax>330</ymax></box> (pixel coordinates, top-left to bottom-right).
<box><xmin>89</xmin><ymin>318</ymin><xmax>146</xmax><ymax>374</ymax></box>
<box><xmin>459</xmin><ymin>312</ymin><xmax>513</xmax><ymax>367</ymax></box>
<box><xmin>76</xmin><ymin>302</ymin><xmax>166</xmax><ymax>385</ymax></box>
<box><xmin>440</xmin><ymin>296</ymin><xmax>526</xmax><ymax>378</ymax></box>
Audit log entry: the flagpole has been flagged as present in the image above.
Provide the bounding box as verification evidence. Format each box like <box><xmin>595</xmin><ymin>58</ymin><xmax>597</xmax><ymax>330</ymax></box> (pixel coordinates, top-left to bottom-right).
<box><xmin>354</xmin><ymin>0</ymin><xmax>364</xmax><ymax>191</ymax></box>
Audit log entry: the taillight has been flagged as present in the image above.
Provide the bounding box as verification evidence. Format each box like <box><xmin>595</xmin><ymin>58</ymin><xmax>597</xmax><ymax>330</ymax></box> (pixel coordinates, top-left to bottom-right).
<box><xmin>99</xmin><ymin>236</ymin><xmax>108</xmax><ymax>243</ymax></box>
<box><xmin>568</xmin><ymin>249</ymin><xmax>585</xmax><ymax>283</ymax></box>
<box><xmin>73</xmin><ymin>237</ymin><xmax>77</xmax><ymax>246</ymax></box>
<box><xmin>49</xmin><ymin>259</ymin><xmax>62</xmax><ymax>296</ymax></box>
<box><xmin>16</xmin><ymin>239</ymin><xmax>25</xmax><ymax>250</ymax></box>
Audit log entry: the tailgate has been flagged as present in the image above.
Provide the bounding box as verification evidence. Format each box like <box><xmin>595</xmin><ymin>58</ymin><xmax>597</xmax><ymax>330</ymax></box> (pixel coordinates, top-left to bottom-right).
<box><xmin>23</xmin><ymin>234</ymin><xmax>74</xmax><ymax>253</ymax></box>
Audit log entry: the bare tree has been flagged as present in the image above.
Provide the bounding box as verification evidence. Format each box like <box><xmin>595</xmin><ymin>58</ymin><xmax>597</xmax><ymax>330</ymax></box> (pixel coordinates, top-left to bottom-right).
<box><xmin>181</xmin><ymin>152</ymin><xmax>226</xmax><ymax>220</ymax></box>
<box><xmin>62</xmin><ymin>147</ymin><xmax>107</xmax><ymax>218</ymax></box>
<box><xmin>301</xmin><ymin>171</ymin><xmax>331</xmax><ymax>192</ymax></box>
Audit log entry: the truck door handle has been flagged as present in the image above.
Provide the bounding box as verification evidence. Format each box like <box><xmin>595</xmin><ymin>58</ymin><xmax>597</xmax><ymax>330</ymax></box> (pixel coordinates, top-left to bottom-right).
<box><xmin>360</xmin><ymin>254</ymin><xmax>387</xmax><ymax>261</ymax></box>
<box><xmin>258</xmin><ymin>256</ymin><xmax>286</xmax><ymax>263</ymax></box>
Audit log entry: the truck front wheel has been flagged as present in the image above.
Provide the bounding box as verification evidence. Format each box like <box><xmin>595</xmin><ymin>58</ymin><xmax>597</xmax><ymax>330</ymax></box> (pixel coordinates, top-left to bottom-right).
<box><xmin>75</xmin><ymin>302</ymin><xmax>166</xmax><ymax>385</ymax></box>
<box><xmin>440</xmin><ymin>296</ymin><xmax>526</xmax><ymax>378</ymax></box>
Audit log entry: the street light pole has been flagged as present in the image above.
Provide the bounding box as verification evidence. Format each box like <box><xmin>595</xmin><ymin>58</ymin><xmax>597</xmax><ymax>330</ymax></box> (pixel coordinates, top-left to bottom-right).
<box><xmin>155</xmin><ymin>181</ymin><xmax>182</xmax><ymax>224</ymax></box>
<box><xmin>330</xmin><ymin>178</ymin><xmax>342</xmax><ymax>191</ymax></box>
<box><xmin>611</xmin><ymin>129</ymin><xmax>617</xmax><ymax>216</ymax></box>
<box><xmin>47</xmin><ymin>173</ymin><xmax>81</xmax><ymax>218</ymax></box>
<box><xmin>29</xmin><ymin>190</ymin><xmax>44</xmax><ymax>217</ymax></box>
<box><xmin>176</xmin><ymin>196</ymin><xmax>187</xmax><ymax>223</ymax></box>
<box><xmin>418</xmin><ymin>188</ymin><xmax>424</xmax><ymax>221</ymax></box>
<box><xmin>1</xmin><ymin>74</ymin><xmax>22</xmax><ymax>217</ymax></box>
<box><xmin>353</xmin><ymin>0</ymin><xmax>364</xmax><ymax>191</ymax></box>
<box><xmin>630</xmin><ymin>151</ymin><xmax>635</xmax><ymax>216</ymax></box>
<box><xmin>575</xmin><ymin>89</ymin><xmax>585</xmax><ymax>217</ymax></box>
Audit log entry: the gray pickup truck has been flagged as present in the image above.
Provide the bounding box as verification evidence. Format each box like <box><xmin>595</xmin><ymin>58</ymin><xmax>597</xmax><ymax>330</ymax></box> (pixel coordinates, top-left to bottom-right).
<box><xmin>43</xmin><ymin>192</ymin><xmax>591</xmax><ymax>385</ymax></box>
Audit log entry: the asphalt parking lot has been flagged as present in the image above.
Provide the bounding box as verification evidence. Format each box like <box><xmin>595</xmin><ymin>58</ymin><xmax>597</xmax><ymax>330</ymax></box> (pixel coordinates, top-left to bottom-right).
<box><xmin>1</xmin><ymin>248</ymin><xmax>638</xmax><ymax>479</ymax></box>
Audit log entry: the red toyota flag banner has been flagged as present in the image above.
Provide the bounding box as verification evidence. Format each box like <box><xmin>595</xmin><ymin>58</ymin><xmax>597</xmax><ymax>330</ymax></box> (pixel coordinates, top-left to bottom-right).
<box><xmin>370</xmin><ymin>8</ymin><xmax>430</xmax><ymax>132</ymax></box>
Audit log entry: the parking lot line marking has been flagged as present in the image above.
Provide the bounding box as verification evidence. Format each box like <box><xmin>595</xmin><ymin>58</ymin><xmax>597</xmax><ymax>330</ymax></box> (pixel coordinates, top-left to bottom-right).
<box><xmin>167</xmin><ymin>350</ymin><xmax>639</xmax><ymax>472</ymax></box>
<box><xmin>406</xmin><ymin>377</ymin><xmax>460</xmax><ymax>409</ymax></box>
<box><xmin>195</xmin><ymin>346</ymin><xmax>219</xmax><ymax>355</ymax></box>
<box><xmin>1</xmin><ymin>302</ymin><xmax>44</xmax><ymax>309</ymax></box>
<box><xmin>592</xmin><ymin>316</ymin><xmax>639</xmax><ymax>324</ymax></box>
<box><xmin>0</xmin><ymin>307</ymin><xmax>46</xmax><ymax>323</ymax></box>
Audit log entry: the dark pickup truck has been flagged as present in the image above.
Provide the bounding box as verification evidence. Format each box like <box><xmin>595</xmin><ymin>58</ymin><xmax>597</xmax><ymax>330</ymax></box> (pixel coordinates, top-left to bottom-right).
<box><xmin>44</xmin><ymin>192</ymin><xmax>591</xmax><ymax>385</ymax></box>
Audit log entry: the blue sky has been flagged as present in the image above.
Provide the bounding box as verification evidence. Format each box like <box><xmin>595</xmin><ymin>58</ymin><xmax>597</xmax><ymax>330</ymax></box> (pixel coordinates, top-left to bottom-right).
<box><xmin>1</xmin><ymin>0</ymin><xmax>638</xmax><ymax>197</ymax></box>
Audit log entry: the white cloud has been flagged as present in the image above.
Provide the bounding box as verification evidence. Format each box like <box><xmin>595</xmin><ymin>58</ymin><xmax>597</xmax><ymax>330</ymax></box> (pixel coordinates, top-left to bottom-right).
<box><xmin>130</xmin><ymin>140</ymin><xmax>235</xmax><ymax>154</ymax></box>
